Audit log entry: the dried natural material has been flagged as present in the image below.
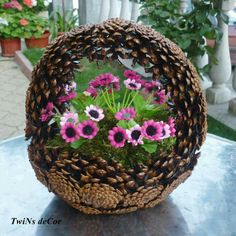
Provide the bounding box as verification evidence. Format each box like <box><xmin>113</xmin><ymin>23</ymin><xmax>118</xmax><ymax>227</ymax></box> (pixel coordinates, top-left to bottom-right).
<box><xmin>25</xmin><ymin>19</ymin><xmax>207</xmax><ymax>214</ymax></box>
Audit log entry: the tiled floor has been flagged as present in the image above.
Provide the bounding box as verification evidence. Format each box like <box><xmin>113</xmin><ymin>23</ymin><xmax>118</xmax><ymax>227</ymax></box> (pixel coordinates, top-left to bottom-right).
<box><xmin>0</xmin><ymin>57</ymin><xmax>29</xmax><ymax>140</ymax></box>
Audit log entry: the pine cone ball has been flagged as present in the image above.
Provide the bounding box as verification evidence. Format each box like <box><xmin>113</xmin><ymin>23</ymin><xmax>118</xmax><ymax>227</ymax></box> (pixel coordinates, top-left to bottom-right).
<box><xmin>25</xmin><ymin>19</ymin><xmax>207</xmax><ymax>214</ymax></box>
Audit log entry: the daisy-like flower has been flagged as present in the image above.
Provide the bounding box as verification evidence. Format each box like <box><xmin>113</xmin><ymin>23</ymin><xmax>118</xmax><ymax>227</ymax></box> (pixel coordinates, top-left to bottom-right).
<box><xmin>145</xmin><ymin>80</ymin><xmax>161</xmax><ymax>93</ymax></box>
<box><xmin>124</xmin><ymin>79</ymin><xmax>142</xmax><ymax>90</ymax></box>
<box><xmin>40</xmin><ymin>102</ymin><xmax>54</xmax><ymax>122</ymax></box>
<box><xmin>58</xmin><ymin>91</ymin><xmax>77</xmax><ymax>104</ymax></box>
<box><xmin>160</xmin><ymin>121</ymin><xmax>171</xmax><ymax>140</ymax></box>
<box><xmin>168</xmin><ymin>117</ymin><xmax>176</xmax><ymax>137</ymax></box>
<box><xmin>60</xmin><ymin>112</ymin><xmax>78</xmax><ymax>126</ymax></box>
<box><xmin>108</xmin><ymin>127</ymin><xmax>127</xmax><ymax>148</ymax></box>
<box><xmin>153</xmin><ymin>90</ymin><xmax>166</xmax><ymax>104</ymax></box>
<box><xmin>124</xmin><ymin>69</ymin><xmax>137</xmax><ymax>79</ymax></box>
<box><xmin>65</xmin><ymin>81</ymin><xmax>76</xmax><ymax>94</ymax></box>
<box><xmin>89</xmin><ymin>73</ymin><xmax>120</xmax><ymax>91</ymax></box>
<box><xmin>142</xmin><ymin>120</ymin><xmax>162</xmax><ymax>141</ymax></box>
<box><xmin>77</xmin><ymin>120</ymin><xmax>99</xmax><ymax>139</ymax></box>
<box><xmin>85</xmin><ymin>105</ymin><xmax>104</xmax><ymax>122</ymax></box>
<box><xmin>115</xmin><ymin>107</ymin><xmax>136</xmax><ymax>120</ymax></box>
<box><xmin>126</xmin><ymin>125</ymin><xmax>143</xmax><ymax>146</ymax></box>
<box><xmin>84</xmin><ymin>87</ymin><xmax>97</xmax><ymax>97</ymax></box>
<box><xmin>60</xmin><ymin>122</ymin><xmax>80</xmax><ymax>143</ymax></box>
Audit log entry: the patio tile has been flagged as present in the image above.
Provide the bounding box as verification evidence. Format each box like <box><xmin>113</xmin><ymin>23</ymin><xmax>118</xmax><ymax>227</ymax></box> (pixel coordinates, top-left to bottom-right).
<box><xmin>0</xmin><ymin>57</ymin><xmax>29</xmax><ymax>141</ymax></box>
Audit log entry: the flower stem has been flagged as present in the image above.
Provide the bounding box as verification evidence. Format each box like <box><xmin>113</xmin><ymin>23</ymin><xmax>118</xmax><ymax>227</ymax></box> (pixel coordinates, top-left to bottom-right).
<box><xmin>102</xmin><ymin>90</ymin><xmax>115</xmax><ymax>113</ymax></box>
<box><xmin>111</xmin><ymin>88</ymin><xmax>116</xmax><ymax>112</ymax></box>
<box><xmin>127</xmin><ymin>91</ymin><xmax>139</xmax><ymax>108</ymax></box>
<box><xmin>122</xmin><ymin>89</ymin><xmax>128</xmax><ymax>108</ymax></box>
<box><xmin>124</xmin><ymin>91</ymin><xmax>133</xmax><ymax>107</ymax></box>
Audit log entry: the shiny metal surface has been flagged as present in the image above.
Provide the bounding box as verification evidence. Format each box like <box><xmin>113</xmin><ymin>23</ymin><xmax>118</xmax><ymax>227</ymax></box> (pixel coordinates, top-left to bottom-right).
<box><xmin>0</xmin><ymin>134</ymin><xmax>236</xmax><ymax>236</ymax></box>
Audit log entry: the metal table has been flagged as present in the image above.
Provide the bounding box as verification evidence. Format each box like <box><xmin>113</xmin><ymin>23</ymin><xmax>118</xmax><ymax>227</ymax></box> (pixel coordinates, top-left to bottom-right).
<box><xmin>0</xmin><ymin>134</ymin><xmax>236</xmax><ymax>236</ymax></box>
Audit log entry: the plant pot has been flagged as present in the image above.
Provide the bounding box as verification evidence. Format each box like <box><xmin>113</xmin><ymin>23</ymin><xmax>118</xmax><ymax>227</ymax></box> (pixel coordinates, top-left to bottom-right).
<box><xmin>25</xmin><ymin>31</ymin><xmax>50</xmax><ymax>49</ymax></box>
<box><xmin>0</xmin><ymin>38</ymin><xmax>21</xmax><ymax>57</ymax></box>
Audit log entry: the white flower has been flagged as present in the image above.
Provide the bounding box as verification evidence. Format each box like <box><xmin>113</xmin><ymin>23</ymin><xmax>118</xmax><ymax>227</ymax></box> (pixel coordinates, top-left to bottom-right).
<box><xmin>0</xmin><ymin>18</ymin><xmax>8</xmax><ymax>26</ymax></box>
<box><xmin>32</xmin><ymin>0</ymin><xmax>37</xmax><ymax>6</ymax></box>
<box><xmin>44</xmin><ymin>0</ymin><xmax>52</xmax><ymax>6</ymax></box>
<box><xmin>124</xmin><ymin>79</ymin><xmax>142</xmax><ymax>90</ymax></box>
<box><xmin>85</xmin><ymin>105</ymin><xmax>104</xmax><ymax>122</ymax></box>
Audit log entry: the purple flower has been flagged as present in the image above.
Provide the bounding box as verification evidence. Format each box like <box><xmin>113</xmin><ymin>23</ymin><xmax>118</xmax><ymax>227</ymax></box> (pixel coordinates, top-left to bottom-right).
<box><xmin>168</xmin><ymin>117</ymin><xmax>176</xmax><ymax>137</ymax></box>
<box><xmin>160</xmin><ymin>121</ymin><xmax>171</xmax><ymax>140</ymax></box>
<box><xmin>89</xmin><ymin>73</ymin><xmax>120</xmax><ymax>91</ymax></box>
<box><xmin>124</xmin><ymin>79</ymin><xmax>142</xmax><ymax>90</ymax></box>
<box><xmin>153</xmin><ymin>90</ymin><xmax>166</xmax><ymax>104</ymax></box>
<box><xmin>85</xmin><ymin>105</ymin><xmax>104</xmax><ymax>122</ymax></box>
<box><xmin>77</xmin><ymin>120</ymin><xmax>99</xmax><ymax>139</ymax></box>
<box><xmin>142</xmin><ymin>120</ymin><xmax>162</xmax><ymax>141</ymax></box>
<box><xmin>40</xmin><ymin>102</ymin><xmax>54</xmax><ymax>122</ymax></box>
<box><xmin>65</xmin><ymin>81</ymin><xmax>76</xmax><ymax>94</ymax></box>
<box><xmin>124</xmin><ymin>70</ymin><xmax>137</xmax><ymax>78</ymax></box>
<box><xmin>115</xmin><ymin>107</ymin><xmax>136</xmax><ymax>120</ymax></box>
<box><xmin>58</xmin><ymin>91</ymin><xmax>77</xmax><ymax>104</ymax></box>
<box><xmin>60</xmin><ymin>112</ymin><xmax>78</xmax><ymax>126</ymax></box>
<box><xmin>144</xmin><ymin>80</ymin><xmax>161</xmax><ymax>93</ymax></box>
<box><xmin>60</xmin><ymin>122</ymin><xmax>80</xmax><ymax>143</ymax></box>
<box><xmin>84</xmin><ymin>87</ymin><xmax>98</xmax><ymax>97</ymax></box>
<box><xmin>126</xmin><ymin>125</ymin><xmax>143</xmax><ymax>146</ymax></box>
<box><xmin>108</xmin><ymin>127</ymin><xmax>127</xmax><ymax>148</ymax></box>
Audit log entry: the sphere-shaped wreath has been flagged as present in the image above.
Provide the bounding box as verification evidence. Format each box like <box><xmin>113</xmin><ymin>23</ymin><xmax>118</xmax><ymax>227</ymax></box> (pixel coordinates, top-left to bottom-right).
<box><xmin>25</xmin><ymin>19</ymin><xmax>207</xmax><ymax>214</ymax></box>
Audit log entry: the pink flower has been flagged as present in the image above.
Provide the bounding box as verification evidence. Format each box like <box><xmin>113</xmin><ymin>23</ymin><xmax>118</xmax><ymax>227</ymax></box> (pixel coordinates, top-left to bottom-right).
<box><xmin>60</xmin><ymin>122</ymin><xmax>80</xmax><ymax>143</ymax></box>
<box><xmin>124</xmin><ymin>79</ymin><xmax>142</xmax><ymax>90</ymax></box>
<box><xmin>89</xmin><ymin>73</ymin><xmax>120</xmax><ymax>91</ymax></box>
<box><xmin>40</xmin><ymin>102</ymin><xmax>54</xmax><ymax>122</ymax></box>
<box><xmin>65</xmin><ymin>81</ymin><xmax>76</xmax><ymax>94</ymax></box>
<box><xmin>168</xmin><ymin>117</ymin><xmax>176</xmax><ymax>137</ymax></box>
<box><xmin>84</xmin><ymin>87</ymin><xmax>97</xmax><ymax>97</ymax></box>
<box><xmin>58</xmin><ymin>91</ymin><xmax>77</xmax><ymax>104</ymax></box>
<box><xmin>19</xmin><ymin>18</ymin><xmax>29</xmax><ymax>26</ymax></box>
<box><xmin>153</xmin><ymin>90</ymin><xmax>166</xmax><ymax>104</ymax></box>
<box><xmin>4</xmin><ymin>0</ymin><xmax>22</xmax><ymax>10</ymax></box>
<box><xmin>115</xmin><ymin>107</ymin><xmax>136</xmax><ymax>121</ymax></box>
<box><xmin>77</xmin><ymin>120</ymin><xmax>99</xmax><ymax>139</ymax></box>
<box><xmin>60</xmin><ymin>112</ymin><xmax>78</xmax><ymax>126</ymax></box>
<box><xmin>126</xmin><ymin>125</ymin><xmax>143</xmax><ymax>146</ymax></box>
<box><xmin>145</xmin><ymin>80</ymin><xmax>161</xmax><ymax>93</ymax></box>
<box><xmin>108</xmin><ymin>127</ymin><xmax>127</xmax><ymax>148</ymax></box>
<box><xmin>160</xmin><ymin>121</ymin><xmax>171</xmax><ymax>140</ymax></box>
<box><xmin>85</xmin><ymin>105</ymin><xmax>104</xmax><ymax>122</ymax></box>
<box><xmin>124</xmin><ymin>70</ymin><xmax>137</xmax><ymax>78</ymax></box>
<box><xmin>23</xmin><ymin>0</ymin><xmax>32</xmax><ymax>8</ymax></box>
<box><xmin>142</xmin><ymin>120</ymin><xmax>162</xmax><ymax>141</ymax></box>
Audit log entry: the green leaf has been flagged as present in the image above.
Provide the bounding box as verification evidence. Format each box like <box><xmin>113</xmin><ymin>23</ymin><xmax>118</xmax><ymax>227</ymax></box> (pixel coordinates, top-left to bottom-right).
<box><xmin>133</xmin><ymin>94</ymin><xmax>147</xmax><ymax>114</ymax></box>
<box><xmin>128</xmin><ymin>119</ymin><xmax>137</xmax><ymax>128</ymax></box>
<box><xmin>142</xmin><ymin>140</ymin><xmax>158</xmax><ymax>154</ymax></box>
<box><xmin>117</xmin><ymin>120</ymin><xmax>129</xmax><ymax>129</ymax></box>
<box><xmin>70</xmin><ymin>139</ymin><xmax>87</xmax><ymax>149</ymax></box>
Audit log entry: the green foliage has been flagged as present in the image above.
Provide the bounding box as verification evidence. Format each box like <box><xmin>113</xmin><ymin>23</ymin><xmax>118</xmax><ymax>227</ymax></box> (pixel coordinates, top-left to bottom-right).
<box><xmin>139</xmin><ymin>0</ymin><xmax>227</xmax><ymax>70</ymax></box>
<box><xmin>0</xmin><ymin>7</ymin><xmax>48</xmax><ymax>39</ymax></box>
<box><xmin>23</xmin><ymin>48</ymin><xmax>45</xmax><ymax>65</ymax></box>
<box><xmin>207</xmin><ymin>115</ymin><xmax>236</xmax><ymax>141</ymax></box>
<box><xmin>49</xmin><ymin>9</ymin><xmax>78</xmax><ymax>39</ymax></box>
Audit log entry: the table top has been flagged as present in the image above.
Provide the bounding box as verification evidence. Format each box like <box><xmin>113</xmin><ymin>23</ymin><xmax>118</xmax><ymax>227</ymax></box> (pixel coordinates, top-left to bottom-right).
<box><xmin>0</xmin><ymin>134</ymin><xmax>236</xmax><ymax>236</ymax></box>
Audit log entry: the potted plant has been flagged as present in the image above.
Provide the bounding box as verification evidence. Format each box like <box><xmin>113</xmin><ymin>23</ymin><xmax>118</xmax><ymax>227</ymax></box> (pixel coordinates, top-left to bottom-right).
<box><xmin>23</xmin><ymin>13</ymin><xmax>49</xmax><ymax>48</ymax></box>
<box><xmin>0</xmin><ymin>14</ymin><xmax>21</xmax><ymax>57</ymax></box>
<box><xmin>139</xmin><ymin>0</ymin><xmax>225</xmax><ymax>73</ymax></box>
<box><xmin>49</xmin><ymin>9</ymin><xmax>78</xmax><ymax>39</ymax></box>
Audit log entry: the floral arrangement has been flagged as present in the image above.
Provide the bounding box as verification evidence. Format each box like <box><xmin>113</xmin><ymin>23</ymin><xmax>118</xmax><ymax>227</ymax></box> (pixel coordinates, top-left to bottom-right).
<box><xmin>0</xmin><ymin>0</ymin><xmax>50</xmax><ymax>39</ymax></box>
<box><xmin>44</xmin><ymin>70</ymin><xmax>176</xmax><ymax>168</ymax></box>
